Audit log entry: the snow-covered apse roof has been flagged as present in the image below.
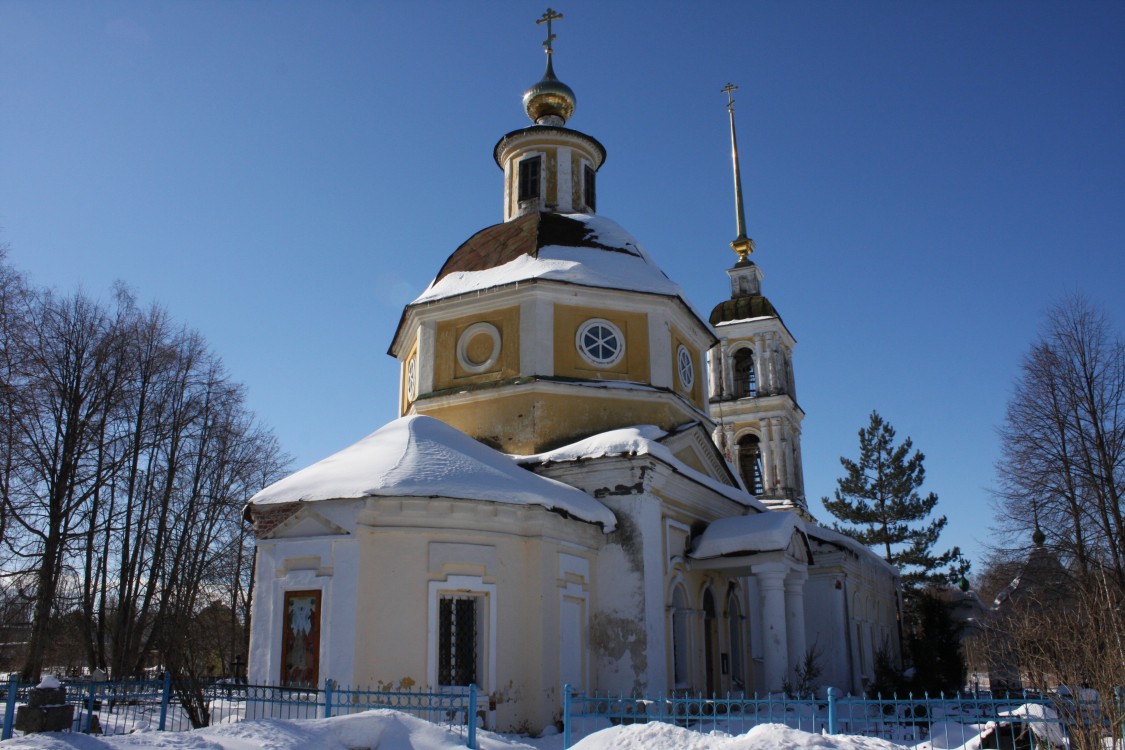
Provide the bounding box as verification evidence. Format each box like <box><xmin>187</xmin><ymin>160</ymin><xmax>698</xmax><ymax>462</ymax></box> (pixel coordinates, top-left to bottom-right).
<box><xmin>248</xmin><ymin>415</ymin><xmax>616</xmax><ymax>529</ymax></box>
<box><xmin>515</xmin><ymin>424</ymin><xmax>759</xmax><ymax>509</ymax></box>
<box><xmin>690</xmin><ymin>512</ymin><xmax>807</xmax><ymax>559</ymax></box>
<box><xmin>411</xmin><ymin>212</ymin><xmax>697</xmax><ymax>310</ymax></box>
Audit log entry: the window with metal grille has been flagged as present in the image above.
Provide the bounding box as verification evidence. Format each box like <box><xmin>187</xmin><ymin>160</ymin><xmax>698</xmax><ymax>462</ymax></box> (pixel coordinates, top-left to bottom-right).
<box><xmin>738</xmin><ymin>434</ymin><xmax>765</xmax><ymax>495</ymax></box>
<box><xmin>438</xmin><ymin>595</ymin><xmax>478</xmax><ymax>686</ymax></box>
<box><xmin>584</xmin><ymin>164</ymin><xmax>596</xmax><ymax>211</ymax></box>
<box><xmin>518</xmin><ymin>156</ymin><xmax>541</xmax><ymax>201</ymax></box>
<box><xmin>733</xmin><ymin>349</ymin><xmax>757</xmax><ymax>397</ymax></box>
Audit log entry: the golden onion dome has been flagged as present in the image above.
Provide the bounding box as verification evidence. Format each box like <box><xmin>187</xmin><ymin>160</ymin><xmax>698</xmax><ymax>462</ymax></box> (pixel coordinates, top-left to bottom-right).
<box><xmin>522</xmin><ymin>57</ymin><xmax>575</xmax><ymax>126</ymax></box>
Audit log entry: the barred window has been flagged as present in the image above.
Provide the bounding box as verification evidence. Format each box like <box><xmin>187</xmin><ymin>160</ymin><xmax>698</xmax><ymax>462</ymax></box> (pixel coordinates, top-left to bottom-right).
<box><xmin>438</xmin><ymin>595</ymin><xmax>479</xmax><ymax>687</ymax></box>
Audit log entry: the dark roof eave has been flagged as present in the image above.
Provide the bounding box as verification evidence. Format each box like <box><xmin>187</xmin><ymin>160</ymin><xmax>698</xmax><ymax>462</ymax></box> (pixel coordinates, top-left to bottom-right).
<box><xmin>493</xmin><ymin>125</ymin><xmax>607</xmax><ymax>168</ymax></box>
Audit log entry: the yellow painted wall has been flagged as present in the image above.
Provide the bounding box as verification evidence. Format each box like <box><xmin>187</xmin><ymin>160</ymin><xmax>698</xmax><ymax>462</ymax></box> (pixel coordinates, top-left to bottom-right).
<box><xmin>417</xmin><ymin>389</ymin><xmax>694</xmax><ymax>454</ymax></box>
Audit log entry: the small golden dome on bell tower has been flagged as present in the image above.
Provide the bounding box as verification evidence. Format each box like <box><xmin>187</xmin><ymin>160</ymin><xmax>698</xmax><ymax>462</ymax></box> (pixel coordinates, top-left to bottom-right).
<box><xmin>522</xmin><ymin>8</ymin><xmax>575</xmax><ymax>126</ymax></box>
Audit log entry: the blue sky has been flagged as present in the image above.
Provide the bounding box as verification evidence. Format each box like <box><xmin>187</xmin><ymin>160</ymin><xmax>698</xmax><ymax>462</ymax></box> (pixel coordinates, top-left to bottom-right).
<box><xmin>2</xmin><ymin>1</ymin><xmax>1122</xmax><ymax>575</ymax></box>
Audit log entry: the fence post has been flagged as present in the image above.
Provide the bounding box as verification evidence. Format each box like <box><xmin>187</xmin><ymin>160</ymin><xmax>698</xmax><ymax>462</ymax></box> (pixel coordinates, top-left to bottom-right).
<box><xmin>826</xmin><ymin>686</ymin><xmax>837</xmax><ymax>735</ymax></box>
<box><xmin>85</xmin><ymin>681</ymin><xmax>97</xmax><ymax>733</ymax></box>
<box><xmin>2</xmin><ymin>673</ymin><xmax>18</xmax><ymax>740</ymax></box>
<box><xmin>159</xmin><ymin>671</ymin><xmax>171</xmax><ymax>731</ymax></box>
<box><xmin>467</xmin><ymin>683</ymin><xmax>477</xmax><ymax>750</ymax></box>
<box><xmin>324</xmin><ymin>678</ymin><xmax>334</xmax><ymax>719</ymax></box>
<box><xmin>562</xmin><ymin>683</ymin><xmax>572</xmax><ymax>750</ymax></box>
<box><xmin>1116</xmin><ymin>687</ymin><xmax>1124</xmax><ymax>746</ymax></box>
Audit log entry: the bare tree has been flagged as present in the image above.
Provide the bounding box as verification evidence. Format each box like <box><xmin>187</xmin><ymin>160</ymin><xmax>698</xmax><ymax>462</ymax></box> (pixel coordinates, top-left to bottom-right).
<box><xmin>985</xmin><ymin>294</ymin><xmax>1125</xmax><ymax>748</ymax></box>
<box><xmin>995</xmin><ymin>294</ymin><xmax>1125</xmax><ymax>590</ymax></box>
<box><xmin>0</xmin><ymin>255</ymin><xmax>288</xmax><ymax>689</ymax></box>
<box><xmin>6</xmin><ymin>289</ymin><xmax>129</xmax><ymax>681</ymax></box>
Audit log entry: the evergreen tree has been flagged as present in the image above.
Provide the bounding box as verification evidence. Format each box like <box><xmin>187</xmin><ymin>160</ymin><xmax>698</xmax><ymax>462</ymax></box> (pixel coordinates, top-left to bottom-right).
<box><xmin>823</xmin><ymin>411</ymin><xmax>967</xmax><ymax>590</ymax></box>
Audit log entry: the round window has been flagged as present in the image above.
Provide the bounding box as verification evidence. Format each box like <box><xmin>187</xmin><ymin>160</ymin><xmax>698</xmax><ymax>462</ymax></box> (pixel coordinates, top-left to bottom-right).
<box><xmin>406</xmin><ymin>357</ymin><xmax>418</xmax><ymax>400</ymax></box>
<box><xmin>456</xmin><ymin>322</ymin><xmax>501</xmax><ymax>374</ymax></box>
<box><xmin>576</xmin><ymin>319</ymin><xmax>624</xmax><ymax>367</ymax></box>
<box><xmin>677</xmin><ymin>345</ymin><xmax>694</xmax><ymax>389</ymax></box>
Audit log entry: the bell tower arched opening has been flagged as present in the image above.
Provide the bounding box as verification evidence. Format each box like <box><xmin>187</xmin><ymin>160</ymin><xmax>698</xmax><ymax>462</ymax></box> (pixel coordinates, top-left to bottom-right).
<box><xmin>737</xmin><ymin>434</ymin><xmax>765</xmax><ymax>495</ymax></box>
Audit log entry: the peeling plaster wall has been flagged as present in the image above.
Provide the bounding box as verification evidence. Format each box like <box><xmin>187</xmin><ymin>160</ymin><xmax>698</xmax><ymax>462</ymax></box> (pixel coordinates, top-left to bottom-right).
<box><xmin>591</xmin><ymin>492</ymin><xmax>667</xmax><ymax>694</ymax></box>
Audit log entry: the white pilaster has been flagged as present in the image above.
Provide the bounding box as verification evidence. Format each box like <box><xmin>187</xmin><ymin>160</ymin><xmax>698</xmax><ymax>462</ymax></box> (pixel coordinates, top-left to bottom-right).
<box><xmin>755</xmin><ymin>566</ymin><xmax>788</xmax><ymax>692</ymax></box>
<box><xmin>784</xmin><ymin>573</ymin><xmax>808</xmax><ymax>685</ymax></box>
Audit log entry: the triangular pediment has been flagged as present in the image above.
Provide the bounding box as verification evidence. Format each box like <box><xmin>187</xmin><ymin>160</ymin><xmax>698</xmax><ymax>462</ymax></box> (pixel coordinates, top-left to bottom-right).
<box><xmin>785</xmin><ymin>527</ymin><xmax>814</xmax><ymax>565</ymax></box>
<box><xmin>264</xmin><ymin>506</ymin><xmax>350</xmax><ymax>540</ymax></box>
<box><xmin>660</xmin><ymin>422</ymin><xmax>741</xmax><ymax>489</ymax></box>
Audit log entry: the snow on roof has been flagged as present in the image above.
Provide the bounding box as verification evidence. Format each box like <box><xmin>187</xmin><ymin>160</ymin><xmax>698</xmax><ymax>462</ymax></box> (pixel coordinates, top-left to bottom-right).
<box><xmin>412</xmin><ymin>214</ymin><xmax>707</xmax><ymax>320</ymax></box>
<box><xmin>248</xmin><ymin>415</ymin><xmax>616</xmax><ymax>530</ymax></box>
<box><xmin>514</xmin><ymin>425</ymin><xmax>760</xmax><ymax>509</ymax></box>
<box><xmin>690</xmin><ymin>512</ymin><xmax>805</xmax><ymax>559</ymax></box>
<box><xmin>800</xmin><ymin>524</ymin><xmax>900</xmax><ymax>577</ymax></box>
<box><xmin>713</xmin><ymin>316</ymin><xmax>777</xmax><ymax>327</ymax></box>
<box><xmin>689</xmin><ymin>511</ymin><xmax>901</xmax><ymax>577</ymax></box>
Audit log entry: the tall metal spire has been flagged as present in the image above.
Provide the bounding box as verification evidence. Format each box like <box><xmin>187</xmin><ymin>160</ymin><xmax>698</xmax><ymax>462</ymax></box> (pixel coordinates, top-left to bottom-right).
<box><xmin>722</xmin><ymin>83</ymin><xmax>754</xmax><ymax>261</ymax></box>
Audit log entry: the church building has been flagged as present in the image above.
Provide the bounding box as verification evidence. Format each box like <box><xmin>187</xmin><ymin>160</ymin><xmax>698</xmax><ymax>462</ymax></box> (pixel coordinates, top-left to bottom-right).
<box><xmin>246</xmin><ymin>11</ymin><xmax>901</xmax><ymax>733</ymax></box>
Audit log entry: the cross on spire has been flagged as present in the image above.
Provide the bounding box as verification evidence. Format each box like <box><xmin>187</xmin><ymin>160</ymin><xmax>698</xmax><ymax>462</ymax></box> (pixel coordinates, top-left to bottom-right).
<box><xmin>537</xmin><ymin>8</ymin><xmax>563</xmax><ymax>55</ymax></box>
<box><xmin>722</xmin><ymin>82</ymin><xmax>738</xmax><ymax>111</ymax></box>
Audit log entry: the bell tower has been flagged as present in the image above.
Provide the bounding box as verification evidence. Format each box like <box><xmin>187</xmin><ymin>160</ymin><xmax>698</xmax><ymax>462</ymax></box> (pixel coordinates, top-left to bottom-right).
<box><xmin>707</xmin><ymin>84</ymin><xmax>809</xmax><ymax>517</ymax></box>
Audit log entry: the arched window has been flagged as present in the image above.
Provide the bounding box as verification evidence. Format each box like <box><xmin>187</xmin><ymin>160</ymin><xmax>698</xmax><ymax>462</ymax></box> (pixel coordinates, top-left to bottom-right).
<box><xmin>727</xmin><ymin>589</ymin><xmax>745</xmax><ymax>690</ymax></box>
<box><xmin>738</xmin><ymin>435</ymin><xmax>765</xmax><ymax>495</ymax></box>
<box><xmin>671</xmin><ymin>587</ymin><xmax>690</xmax><ymax>690</ymax></box>
<box><xmin>733</xmin><ymin>349</ymin><xmax>757</xmax><ymax>397</ymax></box>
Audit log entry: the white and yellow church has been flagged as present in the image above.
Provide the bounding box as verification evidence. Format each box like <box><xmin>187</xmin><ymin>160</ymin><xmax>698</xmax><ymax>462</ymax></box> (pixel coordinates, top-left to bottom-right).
<box><xmin>246</xmin><ymin>14</ymin><xmax>901</xmax><ymax>733</ymax></box>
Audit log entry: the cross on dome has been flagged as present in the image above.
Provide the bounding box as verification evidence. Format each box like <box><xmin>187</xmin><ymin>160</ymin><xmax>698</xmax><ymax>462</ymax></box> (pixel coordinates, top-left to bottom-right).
<box><xmin>537</xmin><ymin>8</ymin><xmax>563</xmax><ymax>55</ymax></box>
<box><xmin>522</xmin><ymin>7</ymin><xmax>576</xmax><ymax>125</ymax></box>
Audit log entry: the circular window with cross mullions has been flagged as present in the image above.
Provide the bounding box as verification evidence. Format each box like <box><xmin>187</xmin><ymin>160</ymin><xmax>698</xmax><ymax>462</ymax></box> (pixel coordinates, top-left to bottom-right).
<box><xmin>406</xmin><ymin>356</ymin><xmax>418</xmax><ymax>400</ymax></box>
<box><xmin>576</xmin><ymin>319</ymin><xmax>625</xmax><ymax>367</ymax></box>
<box><xmin>677</xmin><ymin>345</ymin><xmax>694</xmax><ymax>389</ymax></box>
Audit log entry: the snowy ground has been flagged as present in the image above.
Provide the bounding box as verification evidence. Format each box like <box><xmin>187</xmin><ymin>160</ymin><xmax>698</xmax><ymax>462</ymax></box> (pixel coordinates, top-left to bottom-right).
<box><xmin>0</xmin><ymin>709</ymin><xmax>916</xmax><ymax>750</ymax></box>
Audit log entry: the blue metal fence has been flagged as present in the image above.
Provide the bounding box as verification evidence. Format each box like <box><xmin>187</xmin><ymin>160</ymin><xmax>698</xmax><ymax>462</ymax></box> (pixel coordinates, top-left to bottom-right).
<box><xmin>0</xmin><ymin>675</ymin><xmax>478</xmax><ymax>749</ymax></box>
<box><xmin>561</xmin><ymin>683</ymin><xmax>1125</xmax><ymax>748</ymax></box>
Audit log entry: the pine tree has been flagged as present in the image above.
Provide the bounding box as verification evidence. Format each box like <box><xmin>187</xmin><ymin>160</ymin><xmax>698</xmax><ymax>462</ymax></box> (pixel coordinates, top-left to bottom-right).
<box><xmin>823</xmin><ymin>411</ymin><xmax>967</xmax><ymax>590</ymax></box>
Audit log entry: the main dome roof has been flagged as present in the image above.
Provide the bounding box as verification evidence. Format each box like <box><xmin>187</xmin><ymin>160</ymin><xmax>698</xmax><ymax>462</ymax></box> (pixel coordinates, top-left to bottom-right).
<box><xmin>411</xmin><ymin>212</ymin><xmax>698</xmax><ymax>311</ymax></box>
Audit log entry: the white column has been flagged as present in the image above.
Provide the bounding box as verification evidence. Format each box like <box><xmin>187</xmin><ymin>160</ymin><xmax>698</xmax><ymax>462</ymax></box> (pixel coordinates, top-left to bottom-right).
<box><xmin>771</xmin><ymin>417</ymin><xmax>786</xmax><ymax>494</ymax></box>
<box><xmin>781</xmin><ymin>419</ymin><xmax>796</xmax><ymax>492</ymax></box>
<box><xmin>759</xmin><ymin>422</ymin><xmax>775</xmax><ymax>493</ymax></box>
<box><xmin>768</xmin><ymin>334</ymin><xmax>780</xmax><ymax>394</ymax></box>
<box><xmin>418</xmin><ymin>320</ymin><xmax>436</xmax><ymax>395</ymax></box>
<box><xmin>755</xmin><ymin>567</ymin><xmax>788</xmax><ymax>692</ymax></box>
<box><xmin>556</xmin><ymin>146</ymin><xmax>573</xmax><ymax>212</ymax></box>
<box><xmin>720</xmin><ymin>342</ymin><xmax>733</xmax><ymax>398</ymax></box>
<box><xmin>784</xmin><ymin>573</ymin><xmax>808</xmax><ymax>685</ymax></box>
<box><xmin>753</xmin><ymin>337</ymin><xmax>765</xmax><ymax>395</ymax></box>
